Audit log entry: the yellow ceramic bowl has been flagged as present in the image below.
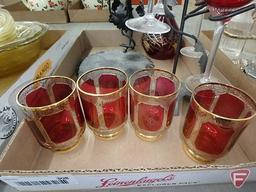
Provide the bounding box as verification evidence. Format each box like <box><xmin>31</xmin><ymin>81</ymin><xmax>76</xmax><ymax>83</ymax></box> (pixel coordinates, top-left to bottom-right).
<box><xmin>0</xmin><ymin>22</ymin><xmax>48</xmax><ymax>77</ymax></box>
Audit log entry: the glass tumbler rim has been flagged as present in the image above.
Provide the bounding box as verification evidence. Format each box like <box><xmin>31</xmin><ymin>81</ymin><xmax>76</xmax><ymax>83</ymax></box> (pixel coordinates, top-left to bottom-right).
<box><xmin>77</xmin><ymin>67</ymin><xmax>129</xmax><ymax>97</ymax></box>
<box><xmin>16</xmin><ymin>75</ymin><xmax>76</xmax><ymax>111</ymax></box>
<box><xmin>129</xmin><ymin>68</ymin><xmax>181</xmax><ymax>99</ymax></box>
<box><xmin>192</xmin><ymin>82</ymin><xmax>256</xmax><ymax>122</ymax></box>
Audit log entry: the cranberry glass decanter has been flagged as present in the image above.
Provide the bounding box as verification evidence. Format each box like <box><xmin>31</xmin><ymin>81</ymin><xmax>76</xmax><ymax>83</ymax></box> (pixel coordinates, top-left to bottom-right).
<box><xmin>141</xmin><ymin>0</ymin><xmax>180</xmax><ymax>60</ymax></box>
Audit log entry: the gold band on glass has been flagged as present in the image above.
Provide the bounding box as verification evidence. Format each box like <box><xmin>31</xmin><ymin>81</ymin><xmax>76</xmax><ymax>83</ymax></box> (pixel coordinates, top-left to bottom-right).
<box><xmin>77</xmin><ymin>67</ymin><xmax>128</xmax><ymax>97</ymax></box>
<box><xmin>192</xmin><ymin>82</ymin><xmax>256</xmax><ymax>122</ymax></box>
<box><xmin>129</xmin><ymin>68</ymin><xmax>181</xmax><ymax>99</ymax></box>
<box><xmin>16</xmin><ymin>75</ymin><xmax>76</xmax><ymax>112</ymax></box>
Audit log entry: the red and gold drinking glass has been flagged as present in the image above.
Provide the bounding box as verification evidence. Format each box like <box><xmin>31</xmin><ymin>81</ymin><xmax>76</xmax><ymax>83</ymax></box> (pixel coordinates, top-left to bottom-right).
<box><xmin>16</xmin><ymin>76</ymin><xmax>85</xmax><ymax>151</ymax></box>
<box><xmin>182</xmin><ymin>83</ymin><xmax>256</xmax><ymax>163</ymax></box>
<box><xmin>129</xmin><ymin>69</ymin><xmax>180</xmax><ymax>141</ymax></box>
<box><xmin>77</xmin><ymin>68</ymin><xmax>128</xmax><ymax>139</ymax></box>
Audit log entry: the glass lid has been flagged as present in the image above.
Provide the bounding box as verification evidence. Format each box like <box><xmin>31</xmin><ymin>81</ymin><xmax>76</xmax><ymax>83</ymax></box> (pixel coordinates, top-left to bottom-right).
<box><xmin>0</xmin><ymin>21</ymin><xmax>48</xmax><ymax>52</ymax></box>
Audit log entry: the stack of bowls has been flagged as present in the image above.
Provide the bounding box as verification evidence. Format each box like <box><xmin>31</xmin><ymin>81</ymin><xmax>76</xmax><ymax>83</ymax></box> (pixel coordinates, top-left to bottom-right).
<box><xmin>0</xmin><ymin>9</ymin><xmax>48</xmax><ymax>77</ymax></box>
<box><xmin>0</xmin><ymin>9</ymin><xmax>17</xmax><ymax>44</ymax></box>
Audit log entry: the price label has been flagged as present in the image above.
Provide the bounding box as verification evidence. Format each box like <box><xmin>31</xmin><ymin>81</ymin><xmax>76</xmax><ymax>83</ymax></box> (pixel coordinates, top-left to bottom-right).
<box><xmin>34</xmin><ymin>59</ymin><xmax>53</xmax><ymax>80</ymax></box>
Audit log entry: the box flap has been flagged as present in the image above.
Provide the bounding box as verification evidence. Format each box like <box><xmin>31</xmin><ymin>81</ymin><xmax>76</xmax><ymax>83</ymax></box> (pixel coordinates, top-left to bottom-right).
<box><xmin>4</xmin><ymin>2</ymin><xmax>68</xmax><ymax>23</ymax></box>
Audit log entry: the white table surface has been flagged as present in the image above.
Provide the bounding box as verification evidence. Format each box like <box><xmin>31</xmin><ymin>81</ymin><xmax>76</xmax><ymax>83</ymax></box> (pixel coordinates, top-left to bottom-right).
<box><xmin>1</xmin><ymin>5</ymin><xmax>255</xmax><ymax>192</ymax></box>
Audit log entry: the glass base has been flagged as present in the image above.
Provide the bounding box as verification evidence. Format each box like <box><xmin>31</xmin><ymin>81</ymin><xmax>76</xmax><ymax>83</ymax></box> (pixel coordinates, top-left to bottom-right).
<box><xmin>183</xmin><ymin>144</ymin><xmax>215</xmax><ymax>163</ymax></box>
<box><xmin>185</xmin><ymin>74</ymin><xmax>219</xmax><ymax>93</ymax></box>
<box><xmin>180</xmin><ymin>46</ymin><xmax>204</xmax><ymax>59</ymax></box>
<box><xmin>125</xmin><ymin>15</ymin><xmax>170</xmax><ymax>34</ymax></box>
<box><xmin>56</xmin><ymin>138</ymin><xmax>83</xmax><ymax>153</ymax></box>
<box><xmin>90</xmin><ymin>124</ymin><xmax>125</xmax><ymax>140</ymax></box>
<box><xmin>42</xmin><ymin>136</ymin><xmax>83</xmax><ymax>152</ymax></box>
<box><xmin>135</xmin><ymin>129</ymin><xmax>162</xmax><ymax>142</ymax></box>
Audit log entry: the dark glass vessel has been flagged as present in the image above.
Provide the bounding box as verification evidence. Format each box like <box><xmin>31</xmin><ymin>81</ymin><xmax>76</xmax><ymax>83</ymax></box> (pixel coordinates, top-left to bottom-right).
<box><xmin>141</xmin><ymin>14</ymin><xmax>181</xmax><ymax>60</ymax></box>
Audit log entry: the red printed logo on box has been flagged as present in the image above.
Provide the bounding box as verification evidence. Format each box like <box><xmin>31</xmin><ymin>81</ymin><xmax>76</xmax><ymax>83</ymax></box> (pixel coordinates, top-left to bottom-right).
<box><xmin>230</xmin><ymin>169</ymin><xmax>250</xmax><ymax>189</ymax></box>
<box><xmin>98</xmin><ymin>174</ymin><xmax>176</xmax><ymax>188</ymax></box>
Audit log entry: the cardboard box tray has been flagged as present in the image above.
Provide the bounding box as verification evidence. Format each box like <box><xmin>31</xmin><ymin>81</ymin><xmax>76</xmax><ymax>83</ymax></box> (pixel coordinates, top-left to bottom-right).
<box><xmin>4</xmin><ymin>2</ymin><xmax>68</xmax><ymax>24</ymax></box>
<box><xmin>0</xmin><ymin>30</ymin><xmax>255</xmax><ymax>191</ymax></box>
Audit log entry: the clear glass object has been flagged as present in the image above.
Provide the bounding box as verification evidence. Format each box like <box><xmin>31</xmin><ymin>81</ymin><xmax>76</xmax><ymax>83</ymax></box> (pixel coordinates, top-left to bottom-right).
<box><xmin>16</xmin><ymin>76</ymin><xmax>85</xmax><ymax>151</ymax></box>
<box><xmin>129</xmin><ymin>69</ymin><xmax>180</xmax><ymax>141</ymax></box>
<box><xmin>219</xmin><ymin>32</ymin><xmax>246</xmax><ymax>60</ymax></box>
<box><xmin>182</xmin><ymin>83</ymin><xmax>256</xmax><ymax>163</ymax></box>
<box><xmin>185</xmin><ymin>21</ymin><xmax>223</xmax><ymax>93</ymax></box>
<box><xmin>180</xmin><ymin>8</ymin><xmax>205</xmax><ymax>61</ymax></box>
<box><xmin>238</xmin><ymin>16</ymin><xmax>256</xmax><ymax>66</ymax></box>
<box><xmin>184</xmin><ymin>0</ymin><xmax>253</xmax><ymax>93</ymax></box>
<box><xmin>219</xmin><ymin>10</ymin><xmax>254</xmax><ymax>61</ymax></box>
<box><xmin>0</xmin><ymin>21</ymin><xmax>48</xmax><ymax>77</ymax></box>
<box><xmin>241</xmin><ymin>59</ymin><xmax>256</xmax><ymax>79</ymax></box>
<box><xmin>77</xmin><ymin>68</ymin><xmax>128</xmax><ymax>140</ymax></box>
<box><xmin>180</xmin><ymin>0</ymin><xmax>206</xmax><ymax>62</ymax></box>
<box><xmin>125</xmin><ymin>0</ymin><xmax>170</xmax><ymax>34</ymax></box>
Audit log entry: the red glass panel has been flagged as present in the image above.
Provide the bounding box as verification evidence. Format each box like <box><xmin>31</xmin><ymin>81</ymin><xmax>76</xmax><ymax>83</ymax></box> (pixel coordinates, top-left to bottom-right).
<box><xmin>133</xmin><ymin>76</ymin><xmax>151</xmax><ymax>95</ymax></box>
<box><xmin>103</xmin><ymin>96</ymin><xmax>126</xmax><ymax>129</ymax></box>
<box><xmin>52</xmin><ymin>83</ymin><xmax>72</xmax><ymax>102</ymax></box>
<box><xmin>99</xmin><ymin>74</ymin><xmax>119</xmax><ymax>94</ymax></box>
<box><xmin>26</xmin><ymin>87</ymin><xmax>51</xmax><ymax>107</ymax></box>
<box><xmin>81</xmin><ymin>99</ymin><xmax>99</xmax><ymax>129</ymax></box>
<box><xmin>69</xmin><ymin>97</ymin><xmax>85</xmax><ymax>127</ymax></box>
<box><xmin>195</xmin><ymin>122</ymin><xmax>234</xmax><ymax>155</ymax></box>
<box><xmin>183</xmin><ymin>102</ymin><xmax>197</xmax><ymax>138</ymax></box>
<box><xmin>130</xmin><ymin>94</ymin><xmax>135</xmax><ymax>122</ymax></box>
<box><xmin>213</xmin><ymin>93</ymin><xmax>245</xmax><ymax>119</ymax></box>
<box><xmin>81</xmin><ymin>79</ymin><xmax>96</xmax><ymax>94</ymax></box>
<box><xmin>138</xmin><ymin>103</ymin><xmax>164</xmax><ymax>131</ymax></box>
<box><xmin>155</xmin><ymin>77</ymin><xmax>175</xmax><ymax>96</ymax></box>
<box><xmin>195</xmin><ymin>89</ymin><xmax>215</xmax><ymax>110</ymax></box>
<box><xmin>166</xmin><ymin>101</ymin><xmax>176</xmax><ymax>127</ymax></box>
<box><xmin>245</xmin><ymin>111</ymin><xmax>252</xmax><ymax>118</ymax></box>
<box><xmin>122</xmin><ymin>80</ymin><xmax>127</xmax><ymax>87</ymax></box>
<box><xmin>40</xmin><ymin>110</ymin><xmax>77</xmax><ymax>144</ymax></box>
<box><xmin>124</xmin><ymin>92</ymin><xmax>128</xmax><ymax>121</ymax></box>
